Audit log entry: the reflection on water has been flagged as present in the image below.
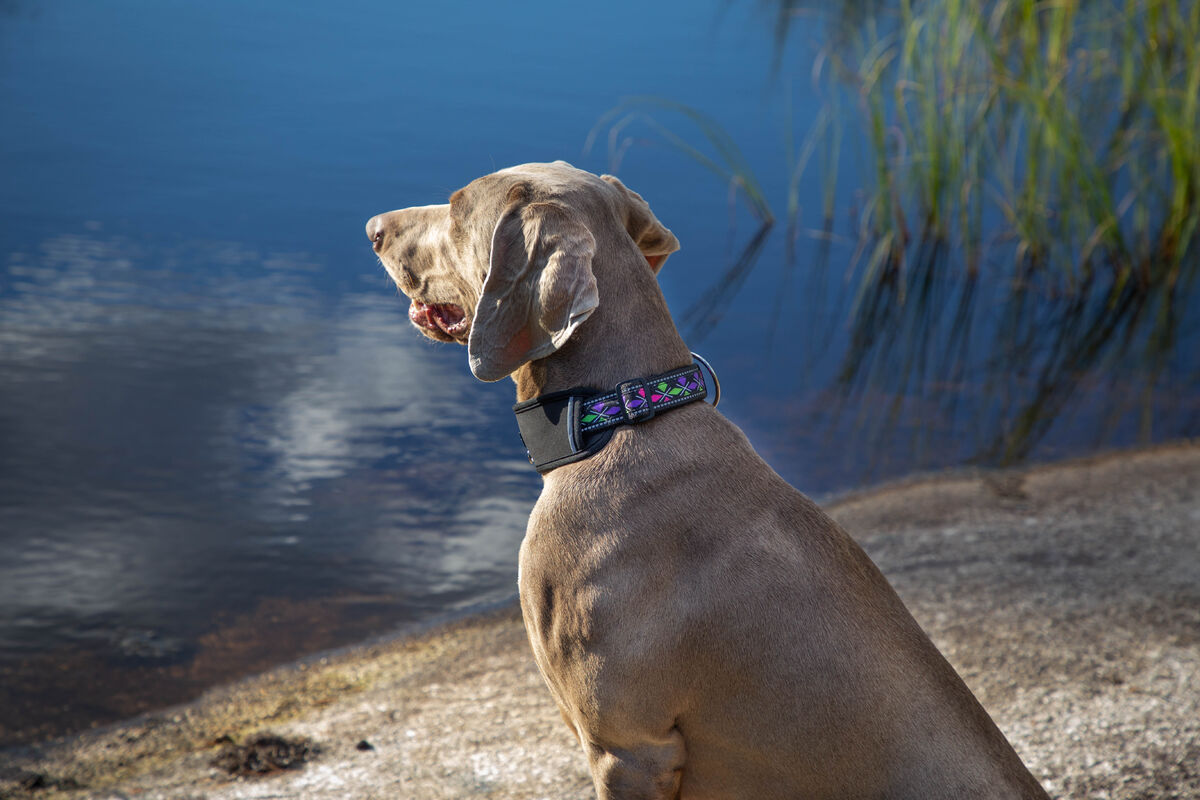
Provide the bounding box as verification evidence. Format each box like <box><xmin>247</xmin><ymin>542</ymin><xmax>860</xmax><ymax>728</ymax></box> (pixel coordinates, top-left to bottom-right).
<box><xmin>1</xmin><ymin>0</ymin><xmax>1197</xmax><ymax>749</ymax></box>
<box><xmin>587</xmin><ymin>0</ymin><xmax>1200</xmax><ymax>485</ymax></box>
<box><xmin>667</xmin><ymin>212</ymin><xmax>1198</xmax><ymax>487</ymax></box>
<box><xmin>826</xmin><ymin>240</ymin><xmax>1199</xmax><ymax>470</ymax></box>
<box><xmin>0</xmin><ymin>231</ymin><xmax>539</xmax><ymax>744</ymax></box>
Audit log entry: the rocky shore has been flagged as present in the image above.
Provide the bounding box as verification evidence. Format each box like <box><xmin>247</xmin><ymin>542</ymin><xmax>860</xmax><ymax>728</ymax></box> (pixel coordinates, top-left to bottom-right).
<box><xmin>2</xmin><ymin>442</ymin><xmax>1197</xmax><ymax>799</ymax></box>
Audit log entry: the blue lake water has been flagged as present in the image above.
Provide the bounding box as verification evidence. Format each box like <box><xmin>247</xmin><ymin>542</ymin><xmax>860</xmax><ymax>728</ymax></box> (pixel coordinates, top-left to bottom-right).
<box><xmin>1</xmin><ymin>1</ymin><xmax>1197</xmax><ymax>745</ymax></box>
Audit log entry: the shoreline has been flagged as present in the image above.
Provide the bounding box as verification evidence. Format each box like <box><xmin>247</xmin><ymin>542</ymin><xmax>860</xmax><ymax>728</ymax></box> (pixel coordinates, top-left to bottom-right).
<box><xmin>2</xmin><ymin>440</ymin><xmax>1197</xmax><ymax>799</ymax></box>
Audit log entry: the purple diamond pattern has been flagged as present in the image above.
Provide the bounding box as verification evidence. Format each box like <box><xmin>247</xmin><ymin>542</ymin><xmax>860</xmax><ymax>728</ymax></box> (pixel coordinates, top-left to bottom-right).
<box><xmin>581</xmin><ymin>367</ymin><xmax>705</xmax><ymax>431</ymax></box>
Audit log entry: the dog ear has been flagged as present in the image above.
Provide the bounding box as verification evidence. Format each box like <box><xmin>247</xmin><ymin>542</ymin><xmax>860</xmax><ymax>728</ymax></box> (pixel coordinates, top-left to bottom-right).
<box><xmin>600</xmin><ymin>174</ymin><xmax>680</xmax><ymax>273</ymax></box>
<box><xmin>467</xmin><ymin>200</ymin><xmax>599</xmax><ymax>382</ymax></box>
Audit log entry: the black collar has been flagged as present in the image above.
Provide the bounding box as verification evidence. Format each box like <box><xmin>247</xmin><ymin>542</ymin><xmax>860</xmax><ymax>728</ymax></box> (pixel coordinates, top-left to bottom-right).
<box><xmin>512</xmin><ymin>354</ymin><xmax>719</xmax><ymax>474</ymax></box>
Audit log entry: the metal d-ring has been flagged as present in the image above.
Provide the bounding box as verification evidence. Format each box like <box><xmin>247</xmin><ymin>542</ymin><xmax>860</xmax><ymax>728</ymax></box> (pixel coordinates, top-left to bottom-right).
<box><xmin>690</xmin><ymin>351</ymin><xmax>721</xmax><ymax>408</ymax></box>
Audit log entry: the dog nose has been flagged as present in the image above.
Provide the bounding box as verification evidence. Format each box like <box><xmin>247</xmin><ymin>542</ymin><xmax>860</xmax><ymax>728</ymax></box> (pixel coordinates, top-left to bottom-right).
<box><xmin>365</xmin><ymin>215</ymin><xmax>386</xmax><ymax>252</ymax></box>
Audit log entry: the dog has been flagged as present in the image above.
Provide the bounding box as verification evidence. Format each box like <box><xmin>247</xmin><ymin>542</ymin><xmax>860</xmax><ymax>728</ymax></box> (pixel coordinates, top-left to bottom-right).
<box><xmin>367</xmin><ymin>161</ymin><xmax>1050</xmax><ymax>799</ymax></box>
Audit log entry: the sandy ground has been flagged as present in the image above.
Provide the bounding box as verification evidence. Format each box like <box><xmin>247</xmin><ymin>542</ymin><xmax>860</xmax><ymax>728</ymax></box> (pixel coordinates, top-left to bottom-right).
<box><xmin>1</xmin><ymin>442</ymin><xmax>1197</xmax><ymax>800</ymax></box>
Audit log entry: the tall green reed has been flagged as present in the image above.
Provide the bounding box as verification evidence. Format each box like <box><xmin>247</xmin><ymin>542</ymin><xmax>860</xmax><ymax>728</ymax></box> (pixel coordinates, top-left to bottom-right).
<box><xmin>812</xmin><ymin>0</ymin><xmax>1199</xmax><ymax>464</ymax></box>
<box><xmin>589</xmin><ymin>0</ymin><xmax>1199</xmax><ymax>467</ymax></box>
<box><xmin>837</xmin><ymin>0</ymin><xmax>1200</xmax><ymax>284</ymax></box>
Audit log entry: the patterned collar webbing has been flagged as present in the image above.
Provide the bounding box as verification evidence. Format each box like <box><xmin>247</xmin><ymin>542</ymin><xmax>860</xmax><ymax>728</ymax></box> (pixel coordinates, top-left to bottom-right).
<box><xmin>577</xmin><ymin>364</ymin><xmax>706</xmax><ymax>432</ymax></box>
<box><xmin>512</xmin><ymin>356</ymin><xmax>718</xmax><ymax>474</ymax></box>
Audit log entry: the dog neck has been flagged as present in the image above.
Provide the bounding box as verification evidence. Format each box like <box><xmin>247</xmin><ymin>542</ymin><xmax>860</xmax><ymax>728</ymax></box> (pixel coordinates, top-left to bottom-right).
<box><xmin>511</xmin><ymin>245</ymin><xmax>694</xmax><ymax>403</ymax></box>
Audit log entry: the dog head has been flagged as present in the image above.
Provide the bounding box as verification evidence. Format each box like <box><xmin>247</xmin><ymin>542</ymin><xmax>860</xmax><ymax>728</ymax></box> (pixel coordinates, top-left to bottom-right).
<box><xmin>366</xmin><ymin>161</ymin><xmax>679</xmax><ymax>381</ymax></box>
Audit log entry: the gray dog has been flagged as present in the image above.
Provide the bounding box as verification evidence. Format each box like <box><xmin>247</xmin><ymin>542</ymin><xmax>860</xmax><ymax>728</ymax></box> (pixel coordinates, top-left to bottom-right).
<box><xmin>367</xmin><ymin>161</ymin><xmax>1049</xmax><ymax>800</ymax></box>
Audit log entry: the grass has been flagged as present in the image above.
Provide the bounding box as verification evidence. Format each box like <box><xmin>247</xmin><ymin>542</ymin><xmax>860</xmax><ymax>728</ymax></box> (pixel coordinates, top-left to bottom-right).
<box><xmin>594</xmin><ymin>1</ymin><xmax>1200</xmax><ymax>285</ymax></box>
<box><xmin>820</xmin><ymin>0</ymin><xmax>1199</xmax><ymax>463</ymax></box>
<box><xmin>585</xmin><ymin>96</ymin><xmax>778</xmax><ymax>343</ymax></box>
<box><xmin>585</xmin><ymin>96</ymin><xmax>774</xmax><ymax>225</ymax></box>
<box><xmin>588</xmin><ymin>0</ymin><xmax>1200</xmax><ymax>468</ymax></box>
<box><xmin>844</xmin><ymin>0</ymin><xmax>1199</xmax><ymax>285</ymax></box>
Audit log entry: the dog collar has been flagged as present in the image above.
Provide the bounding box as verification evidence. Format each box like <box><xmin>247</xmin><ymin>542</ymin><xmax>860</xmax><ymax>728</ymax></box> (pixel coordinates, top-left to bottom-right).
<box><xmin>512</xmin><ymin>354</ymin><xmax>720</xmax><ymax>474</ymax></box>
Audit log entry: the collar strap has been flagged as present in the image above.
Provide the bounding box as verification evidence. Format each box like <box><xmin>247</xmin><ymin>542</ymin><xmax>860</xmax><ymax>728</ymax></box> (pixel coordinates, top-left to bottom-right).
<box><xmin>513</xmin><ymin>359</ymin><xmax>714</xmax><ymax>474</ymax></box>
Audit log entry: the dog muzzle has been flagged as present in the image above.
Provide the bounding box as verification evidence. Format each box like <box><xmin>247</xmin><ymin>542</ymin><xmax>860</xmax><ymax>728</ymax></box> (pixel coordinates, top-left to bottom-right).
<box><xmin>513</xmin><ymin>353</ymin><xmax>720</xmax><ymax>474</ymax></box>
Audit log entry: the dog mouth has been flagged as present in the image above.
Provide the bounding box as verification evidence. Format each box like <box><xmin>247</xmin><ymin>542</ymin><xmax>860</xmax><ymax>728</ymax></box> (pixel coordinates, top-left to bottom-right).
<box><xmin>409</xmin><ymin>300</ymin><xmax>469</xmax><ymax>339</ymax></box>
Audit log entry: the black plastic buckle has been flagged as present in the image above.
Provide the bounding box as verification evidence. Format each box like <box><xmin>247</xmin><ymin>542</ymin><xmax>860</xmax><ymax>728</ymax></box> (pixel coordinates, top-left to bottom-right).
<box><xmin>617</xmin><ymin>379</ymin><xmax>656</xmax><ymax>424</ymax></box>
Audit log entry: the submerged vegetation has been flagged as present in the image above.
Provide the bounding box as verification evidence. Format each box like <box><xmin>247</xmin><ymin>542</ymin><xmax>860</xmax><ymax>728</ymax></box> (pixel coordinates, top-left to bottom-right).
<box><xmin>592</xmin><ymin>0</ymin><xmax>1199</xmax><ymax>469</ymax></box>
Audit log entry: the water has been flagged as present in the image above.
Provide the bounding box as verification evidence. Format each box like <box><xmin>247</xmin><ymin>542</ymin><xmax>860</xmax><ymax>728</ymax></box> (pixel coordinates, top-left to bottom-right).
<box><xmin>1</xmin><ymin>1</ymin><xmax>1196</xmax><ymax>746</ymax></box>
